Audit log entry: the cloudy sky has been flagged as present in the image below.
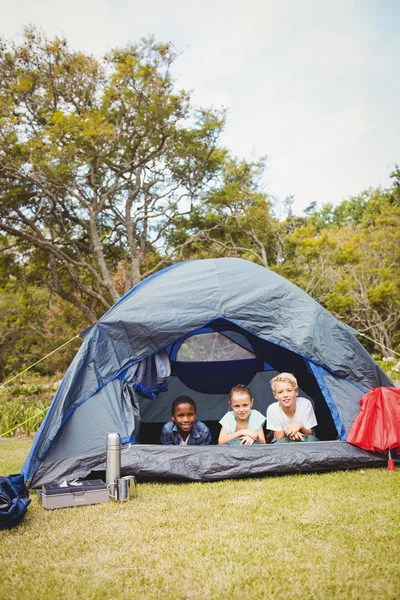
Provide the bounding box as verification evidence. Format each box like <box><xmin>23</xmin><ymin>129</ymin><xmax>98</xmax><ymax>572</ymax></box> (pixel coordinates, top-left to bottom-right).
<box><xmin>1</xmin><ymin>0</ymin><xmax>399</xmax><ymax>214</ymax></box>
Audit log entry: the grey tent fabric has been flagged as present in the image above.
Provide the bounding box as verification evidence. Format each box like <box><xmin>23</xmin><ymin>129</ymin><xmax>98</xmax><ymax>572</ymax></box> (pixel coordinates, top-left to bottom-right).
<box><xmin>125</xmin><ymin>349</ymin><xmax>170</xmax><ymax>386</ymax></box>
<box><xmin>43</xmin><ymin>379</ymin><xmax>140</xmax><ymax>462</ymax></box>
<box><xmin>82</xmin><ymin>259</ymin><xmax>390</xmax><ymax>386</ymax></box>
<box><xmin>22</xmin><ymin>258</ymin><xmax>393</xmax><ymax>487</ymax></box>
<box><xmin>31</xmin><ymin>443</ymin><xmax>392</xmax><ymax>487</ymax></box>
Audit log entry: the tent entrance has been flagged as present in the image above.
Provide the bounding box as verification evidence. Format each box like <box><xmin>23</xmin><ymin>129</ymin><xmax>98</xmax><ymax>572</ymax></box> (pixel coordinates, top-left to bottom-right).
<box><xmin>136</xmin><ymin>320</ymin><xmax>340</xmax><ymax>443</ymax></box>
<box><xmin>137</xmin><ymin>372</ymin><xmax>338</xmax><ymax>445</ymax></box>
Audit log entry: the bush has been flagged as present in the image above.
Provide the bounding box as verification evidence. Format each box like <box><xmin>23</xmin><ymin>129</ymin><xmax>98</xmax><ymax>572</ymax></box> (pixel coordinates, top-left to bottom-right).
<box><xmin>0</xmin><ymin>375</ymin><xmax>60</xmax><ymax>438</ymax></box>
<box><xmin>375</xmin><ymin>357</ymin><xmax>400</xmax><ymax>387</ymax></box>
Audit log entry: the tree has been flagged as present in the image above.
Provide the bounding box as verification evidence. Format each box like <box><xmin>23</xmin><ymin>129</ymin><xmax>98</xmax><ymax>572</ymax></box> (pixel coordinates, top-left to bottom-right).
<box><xmin>0</xmin><ymin>233</ymin><xmax>84</xmax><ymax>378</ymax></box>
<box><xmin>389</xmin><ymin>164</ymin><xmax>400</xmax><ymax>205</ymax></box>
<box><xmin>166</xmin><ymin>157</ymin><xmax>281</xmax><ymax>267</ymax></box>
<box><xmin>323</xmin><ymin>219</ymin><xmax>400</xmax><ymax>356</ymax></box>
<box><xmin>305</xmin><ymin>187</ymin><xmax>391</xmax><ymax>231</ymax></box>
<box><xmin>278</xmin><ymin>187</ymin><xmax>400</xmax><ymax>356</ymax></box>
<box><xmin>0</xmin><ymin>29</ymin><xmax>227</xmax><ymax>323</ymax></box>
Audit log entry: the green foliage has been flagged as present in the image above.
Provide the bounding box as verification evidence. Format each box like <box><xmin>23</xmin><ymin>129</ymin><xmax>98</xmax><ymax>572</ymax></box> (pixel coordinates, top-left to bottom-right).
<box><xmin>277</xmin><ymin>183</ymin><xmax>400</xmax><ymax>356</ymax></box>
<box><xmin>0</xmin><ymin>28</ymin><xmax>230</xmax><ymax>321</ymax></box>
<box><xmin>374</xmin><ymin>357</ymin><xmax>400</xmax><ymax>387</ymax></box>
<box><xmin>389</xmin><ymin>164</ymin><xmax>400</xmax><ymax>205</ymax></box>
<box><xmin>0</xmin><ymin>271</ymin><xmax>83</xmax><ymax>380</ymax></box>
<box><xmin>324</xmin><ymin>291</ymin><xmax>355</xmax><ymax>314</ymax></box>
<box><xmin>167</xmin><ymin>157</ymin><xmax>279</xmax><ymax>267</ymax></box>
<box><xmin>0</xmin><ymin>376</ymin><xmax>58</xmax><ymax>437</ymax></box>
<box><xmin>306</xmin><ymin>188</ymin><xmax>381</xmax><ymax>230</ymax></box>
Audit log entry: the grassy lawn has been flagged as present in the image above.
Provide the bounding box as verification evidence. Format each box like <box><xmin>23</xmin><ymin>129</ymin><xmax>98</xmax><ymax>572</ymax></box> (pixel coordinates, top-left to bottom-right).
<box><xmin>1</xmin><ymin>439</ymin><xmax>399</xmax><ymax>600</ymax></box>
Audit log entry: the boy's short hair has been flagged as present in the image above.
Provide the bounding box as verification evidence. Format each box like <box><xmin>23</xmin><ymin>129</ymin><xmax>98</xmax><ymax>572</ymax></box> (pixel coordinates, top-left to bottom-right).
<box><xmin>270</xmin><ymin>372</ymin><xmax>298</xmax><ymax>392</ymax></box>
<box><xmin>171</xmin><ymin>395</ymin><xmax>196</xmax><ymax>414</ymax></box>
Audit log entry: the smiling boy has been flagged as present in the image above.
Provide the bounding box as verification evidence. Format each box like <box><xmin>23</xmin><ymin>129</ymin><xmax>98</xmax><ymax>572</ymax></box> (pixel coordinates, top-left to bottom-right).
<box><xmin>267</xmin><ymin>373</ymin><xmax>318</xmax><ymax>442</ymax></box>
<box><xmin>161</xmin><ymin>396</ymin><xmax>212</xmax><ymax>445</ymax></box>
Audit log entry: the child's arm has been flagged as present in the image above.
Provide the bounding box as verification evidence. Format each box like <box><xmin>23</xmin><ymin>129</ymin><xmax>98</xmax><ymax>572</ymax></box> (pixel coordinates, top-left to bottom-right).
<box><xmin>240</xmin><ymin>427</ymin><xmax>266</xmax><ymax>444</ymax></box>
<box><xmin>274</xmin><ymin>429</ymin><xmax>287</xmax><ymax>441</ymax></box>
<box><xmin>284</xmin><ymin>422</ymin><xmax>312</xmax><ymax>439</ymax></box>
<box><xmin>218</xmin><ymin>427</ymin><xmax>259</xmax><ymax>445</ymax></box>
<box><xmin>267</xmin><ymin>406</ymin><xmax>287</xmax><ymax>440</ymax></box>
<box><xmin>199</xmin><ymin>423</ymin><xmax>212</xmax><ymax>445</ymax></box>
<box><xmin>160</xmin><ymin>423</ymin><xmax>173</xmax><ymax>445</ymax></box>
<box><xmin>272</xmin><ymin>424</ymin><xmax>310</xmax><ymax>441</ymax></box>
<box><xmin>284</xmin><ymin>400</ymin><xmax>317</xmax><ymax>439</ymax></box>
<box><xmin>257</xmin><ymin>426</ymin><xmax>266</xmax><ymax>444</ymax></box>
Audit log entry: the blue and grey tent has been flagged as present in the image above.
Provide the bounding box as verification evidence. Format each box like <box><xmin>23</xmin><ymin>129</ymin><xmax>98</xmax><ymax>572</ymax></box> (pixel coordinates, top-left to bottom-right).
<box><xmin>22</xmin><ymin>258</ymin><xmax>393</xmax><ymax>487</ymax></box>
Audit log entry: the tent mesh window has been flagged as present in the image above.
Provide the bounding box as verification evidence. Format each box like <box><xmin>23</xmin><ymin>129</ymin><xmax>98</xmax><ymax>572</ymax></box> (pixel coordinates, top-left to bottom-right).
<box><xmin>177</xmin><ymin>332</ymin><xmax>256</xmax><ymax>362</ymax></box>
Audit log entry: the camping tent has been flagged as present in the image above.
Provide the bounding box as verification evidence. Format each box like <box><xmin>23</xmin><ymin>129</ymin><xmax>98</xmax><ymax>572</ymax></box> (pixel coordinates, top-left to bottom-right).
<box><xmin>22</xmin><ymin>258</ymin><xmax>393</xmax><ymax>487</ymax></box>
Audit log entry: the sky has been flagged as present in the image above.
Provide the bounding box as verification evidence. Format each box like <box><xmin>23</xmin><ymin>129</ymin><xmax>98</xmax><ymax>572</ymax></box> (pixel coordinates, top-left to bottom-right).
<box><xmin>1</xmin><ymin>0</ymin><xmax>399</xmax><ymax>215</ymax></box>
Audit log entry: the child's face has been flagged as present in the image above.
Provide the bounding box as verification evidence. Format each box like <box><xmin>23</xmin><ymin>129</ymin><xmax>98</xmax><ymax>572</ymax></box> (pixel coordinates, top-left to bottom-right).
<box><xmin>272</xmin><ymin>380</ymin><xmax>298</xmax><ymax>410</ymax></box>
<box><xmin>171</xmin><ymin>403</ymin><xmax>197</xmax><ymax>434</ymax></box>
<box><xmin>229</xmin><ymin>392</ymin><xmax>253</xmax><ymax>421</ymax></box>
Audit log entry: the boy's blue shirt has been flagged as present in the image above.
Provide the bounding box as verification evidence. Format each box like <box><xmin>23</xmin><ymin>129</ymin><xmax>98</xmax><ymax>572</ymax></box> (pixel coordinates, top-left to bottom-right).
<box><xmin>161</xmin><ymin>420</ymin><xmax>212</xmax><ymax>445</ymax></box>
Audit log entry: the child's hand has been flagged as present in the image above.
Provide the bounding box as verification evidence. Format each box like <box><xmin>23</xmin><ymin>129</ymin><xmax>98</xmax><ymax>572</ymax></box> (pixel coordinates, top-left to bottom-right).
<box><xmin>240</xmin><ymin>435</ymin><xmax>255</xmax><ymax>445</ymax></box>
<box><xmin>240</xmin><ymin>429</ymin><xmax>258</xmax><ymax>440</ymax></box>
<box><xmin>284</xmin><ymin>423</ymin><xmax>302</xmax><ymax>439</ymax></box>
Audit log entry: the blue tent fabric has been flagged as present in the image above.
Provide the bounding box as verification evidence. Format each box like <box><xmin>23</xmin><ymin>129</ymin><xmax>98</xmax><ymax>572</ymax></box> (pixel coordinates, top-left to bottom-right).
<box><xmin>121</xmin><ymin>349</ymin><xmax>170</xmax><ymax>398</ymax></box>
<box><xmin>0</xmin><ymin>474</ymin><xmax>31</xmax><ymax>529</ymax></box>
<box><xmin>171</xmin><ymin>358</ymin><xmax>260</xmax><ymax>394</ymax></box>
<box><xmin>22</xmin><ymin>258</ymin><xmax>393</xmax><ymax>487</ymax></box>
<box><xmin>308</xmin><ymin>362</ymin><xmax>347</xmax><ymax>441</ymax></box>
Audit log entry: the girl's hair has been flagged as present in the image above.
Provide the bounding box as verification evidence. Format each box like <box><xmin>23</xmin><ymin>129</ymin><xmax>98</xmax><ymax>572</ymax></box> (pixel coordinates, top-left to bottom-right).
<box><xmin>229</xmin><ymin>384</ymin><xmax>252</xmax><ymax>402</ymax></box>
<box><xmin>270</xmin><ymin>372</ymin><xmax>298</xmax><ymax>392</ymax></box>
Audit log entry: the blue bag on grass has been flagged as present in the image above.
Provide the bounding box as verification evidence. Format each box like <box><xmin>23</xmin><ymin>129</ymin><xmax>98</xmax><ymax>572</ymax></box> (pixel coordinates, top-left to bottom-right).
<box><xmin>0</xmin><ymin>473</ymin><xmax>31</xmax><ymax>529</ymax></box>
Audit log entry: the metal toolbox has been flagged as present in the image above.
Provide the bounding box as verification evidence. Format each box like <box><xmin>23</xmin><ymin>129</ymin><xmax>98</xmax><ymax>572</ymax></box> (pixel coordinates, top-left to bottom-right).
<box><xmin>40</xmin><ymin>479</ymin><xmax>108</xmax><ymax>509</ymax></box>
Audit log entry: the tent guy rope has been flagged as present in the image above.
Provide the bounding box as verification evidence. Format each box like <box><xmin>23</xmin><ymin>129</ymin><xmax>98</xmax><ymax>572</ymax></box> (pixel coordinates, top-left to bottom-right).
<box><xmin>0</xmin><ymin>334</ymin><xmax>80</xmax><ymax>437</ymax></box>
<box><xmin>357</xmin><ymin>333</ymin><xmax>400</xmax><ymax>358</ymax></box>
<box><xmin>0</xmin><ymin>406</ymin><xmax>50</xmax><ymax>438</ymax></box>
<box><xmin>0</xmin><ymin>334</ymin><xmax>80</xmax><ymax>390</ymax></box>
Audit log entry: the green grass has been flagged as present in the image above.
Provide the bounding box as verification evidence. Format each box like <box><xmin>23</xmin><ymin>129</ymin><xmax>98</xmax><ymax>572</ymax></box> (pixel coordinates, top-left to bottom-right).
<box><xmin>1</xmin><ymin>439</ymin><xmax>400</xmax><ymax>600</ymax></box>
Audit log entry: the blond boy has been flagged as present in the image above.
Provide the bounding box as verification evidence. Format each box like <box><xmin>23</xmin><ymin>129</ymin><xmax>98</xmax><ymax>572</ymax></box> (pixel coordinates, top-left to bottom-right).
<box><xmin>267</xmin><ymin>373</ymin><xmax>318</xmax><ymax>442</ymax></box>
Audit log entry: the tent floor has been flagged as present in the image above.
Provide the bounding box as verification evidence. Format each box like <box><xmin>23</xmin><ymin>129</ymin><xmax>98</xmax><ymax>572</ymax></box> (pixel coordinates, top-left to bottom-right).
<box><xmin>29</xmin><ymin>442</ymin><xmax>397</xmax><ymax>488</ymax></box>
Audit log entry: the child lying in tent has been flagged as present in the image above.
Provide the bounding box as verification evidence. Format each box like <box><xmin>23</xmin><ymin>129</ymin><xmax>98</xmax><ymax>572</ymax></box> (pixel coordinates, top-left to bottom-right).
<box><xmin>267</xmin><ymin>373</ymin><xmax>319</xmax><ymax>442</ymax></box>
<box><xmin>161</xmin><ymin>396</ymin><xmax>212</xmax><ymax>445</ymax></box>
<box><xmin>218</xmin><ymin>384</ymin><xmax>266</xmax><ymax>445</ymax></box>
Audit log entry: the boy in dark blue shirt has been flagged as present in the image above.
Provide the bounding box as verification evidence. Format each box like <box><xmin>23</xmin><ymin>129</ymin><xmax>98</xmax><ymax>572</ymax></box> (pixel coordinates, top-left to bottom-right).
<box><xmin>161</xmin><ymin>396</ymin><xmax>212</xmax><ymax>445</ymax></box>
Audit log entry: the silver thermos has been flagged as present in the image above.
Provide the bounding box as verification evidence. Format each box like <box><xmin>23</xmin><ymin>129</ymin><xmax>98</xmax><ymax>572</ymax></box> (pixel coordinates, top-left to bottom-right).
<box><xmin>106</xmin><ymin>432</ymin><xmax>121</xmax><ymax>496</ymax></box>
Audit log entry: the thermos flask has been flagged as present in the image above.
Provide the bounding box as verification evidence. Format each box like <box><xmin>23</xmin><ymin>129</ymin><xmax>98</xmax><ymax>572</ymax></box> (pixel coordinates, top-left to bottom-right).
<box><xmin>106</xmin><ymin>432</ymin><xmax>121</xmax><ymax>498</ymax></box>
